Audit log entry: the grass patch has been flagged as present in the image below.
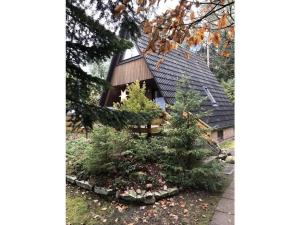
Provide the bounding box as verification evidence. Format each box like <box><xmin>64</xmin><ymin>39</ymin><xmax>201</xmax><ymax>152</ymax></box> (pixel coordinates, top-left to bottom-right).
<box><xmin>66</xmin><ymin>188</ymin><xmax>113</xmax><ymax>225</ymax></box>
<box><xmin>219</xmin><ymin>139</ymin><xmax>234</xmax><ymax>151</ymax></box>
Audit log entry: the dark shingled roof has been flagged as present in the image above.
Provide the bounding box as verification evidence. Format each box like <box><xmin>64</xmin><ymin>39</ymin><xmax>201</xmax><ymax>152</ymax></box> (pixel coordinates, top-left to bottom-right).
<box><xmin>135</xmin><ymin>34</ymin><xmax>234</xmax><ymax>129</ymax></box>
<box><xmin>102</xmin><ymin>33</ymin><xmax>234</xmax><ymax>130</ymax></box>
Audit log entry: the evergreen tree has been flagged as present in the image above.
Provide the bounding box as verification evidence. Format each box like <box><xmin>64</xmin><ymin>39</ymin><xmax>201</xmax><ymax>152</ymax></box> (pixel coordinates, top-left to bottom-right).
<box><xmin>221</xmin><ymin>78</ymin><xmax>234</xmax><ymax>103</ymax></box>
<box><xmin>165</xmin><ymin>76</ymin><xmax>224</xmax><ymax>191</ymax></box>
<box><xmin>114</xmin><ymin>80</ymin><xmax>159</xmax><ymax>113</ymax></box>
<box><xmin>66</xmin><ymin>0</ymin><xmax>140</xmax><ymax>129</ymax></box>
<box><xmin>168</xmin><ymin>76</ymin><xmax>208</xmax><ymax>166</ymax></box>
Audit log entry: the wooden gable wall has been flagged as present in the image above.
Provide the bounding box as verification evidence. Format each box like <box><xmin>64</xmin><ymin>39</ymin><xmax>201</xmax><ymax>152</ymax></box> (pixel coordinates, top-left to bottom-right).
<box><xmin>111</xmin><ymin>58</ymin><xmax>153</xmax><ymax>86</ymax></box>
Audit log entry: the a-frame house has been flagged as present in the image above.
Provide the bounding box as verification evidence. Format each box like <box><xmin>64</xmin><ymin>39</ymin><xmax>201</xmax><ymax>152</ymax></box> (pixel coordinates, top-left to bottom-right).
<box><xmin>100</xmin><ymin>33</ymin><xmax>234</xmax><ymax>142</ymax></box>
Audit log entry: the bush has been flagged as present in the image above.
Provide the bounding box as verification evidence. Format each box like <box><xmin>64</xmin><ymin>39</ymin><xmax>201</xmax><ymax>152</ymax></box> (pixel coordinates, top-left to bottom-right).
<box><xmin>129</xmin><ymin>137</ymin><xmax>165</xmax><ymax>163</ymax></box>
<box><xmin>66</xmin><ymin>137</ymin><xmax>91</xmax><ymax>175</ymax></box>
<box><xmin>84</xmin><ymin>125</ymin><xmax>131</xmax><ymax>175</ymax></box>
<box><xmin>114</xmin><ymin>80</ymin><xmax>159</xmax><ymax>113</ymax></box>
<box><xmin>163</xmin><ymin>158</ymin><xmax>224</xmax><ymax>192</ymax></box>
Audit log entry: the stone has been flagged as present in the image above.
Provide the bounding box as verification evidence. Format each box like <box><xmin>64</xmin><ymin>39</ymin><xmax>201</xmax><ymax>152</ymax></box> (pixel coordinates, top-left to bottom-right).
<box><xmin>94</xmin><ymin>186</ymin><xmax>114</xmax><ymax>196</ymax></box>
<box><xmin>66</xmin><ymin>175</ymin><xmax>77</xmax><ymax>184</ymax></box>
<box><xmin>75</xmin><ymin>180</ymin><xmax>93</xmax><ymax>191</ymax></box>
<box><xmin>225</xmin><ymin>156</ymin><xmax>235</xmax><ymax>164</ymax></box>
<box><xmin>121</xmin><ymin>150</ymin><xmax>133</xmax><ymax>156</ymax></box>
<box><xmin>218</xmin><ymin>153</ymin><xmax>227</xmax><ymax>160</ymax></box>
<box><xmin>223</xmin><ymin>164</ymin><xmax>234</xmax><ymax>175</ymax></box>
<box><xmin>227</xmin><ymin>149</ymin><xmax>235</xmax><ymax>156</ymax></box>
<box><xmin>146</xmin><ymin>183</ymin><xmax>153</xmax><ymax>189</ymax></box>
<box><xmin>119</xmin><ymin>190</ymin><xmax>138</xmax><ymax>202</ymax></box>
<box><xmin>115</xmin><ymin>190</ymin><xmax>121</xmax><ymax>199</ymax></box>
<box><xmin>143</xmin><ymin>191</ymin><xmax>156</xmax><ymax>204</ymax></box>
<box><xmin>154</xmin><ymin>187</ymin><xmax>179</xmax><ymax>200</ymax></box>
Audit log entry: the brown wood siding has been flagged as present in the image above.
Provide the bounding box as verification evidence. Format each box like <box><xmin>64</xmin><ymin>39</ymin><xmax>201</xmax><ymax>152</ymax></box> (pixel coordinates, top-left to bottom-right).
<box><xmin>111</xmin><ymin>58</ymin><xmax>153</xmax><ymax>86</ymax></box>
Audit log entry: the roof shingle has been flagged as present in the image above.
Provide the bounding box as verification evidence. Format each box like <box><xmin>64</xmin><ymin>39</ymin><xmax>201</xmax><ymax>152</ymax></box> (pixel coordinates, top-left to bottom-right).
<box><xmin>136</xmin><ymin>34</ymin><xmax>234</xmax><ymax>129</ymax></box>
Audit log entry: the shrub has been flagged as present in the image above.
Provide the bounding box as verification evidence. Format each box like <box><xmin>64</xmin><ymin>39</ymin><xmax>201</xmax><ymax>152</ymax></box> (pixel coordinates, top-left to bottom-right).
<box><xmin>66</xmin><ymin>137</ymin><xmax>91</xmax><ymax>175</ymax></box>
<box><xmin>129</xmin><ymin>137</ymin><xmax>164</xmax><ymax>163</ymax></box>
<box><xmin>114</xmin><ymin>80</ymin><xmax>159</xmax><ymax>113</ymax></box>
<box><xmin>84</xmin><ymin>125</ymin><xmax>131</xmax><ymax>175</ymax></box>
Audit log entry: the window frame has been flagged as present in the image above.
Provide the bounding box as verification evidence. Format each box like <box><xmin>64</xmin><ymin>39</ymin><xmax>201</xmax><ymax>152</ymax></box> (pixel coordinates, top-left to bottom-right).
<box><xmin>120</xmin><ymin>44</ymin><xmax>140</xmax><ymax>61</ymax></box>
<box><xmin>217</xmin><ymin>129</ymin><xmax>224</xmax><ymax>140</ymax></box>
<box><xmin>203</xmin><ymin>86</ymin><xmax>218</xmax><ymax>106</ymax></box>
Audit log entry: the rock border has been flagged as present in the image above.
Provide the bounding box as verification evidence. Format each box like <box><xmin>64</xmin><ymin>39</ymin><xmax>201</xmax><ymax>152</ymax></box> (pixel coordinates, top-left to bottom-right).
<box><xmin>66</xmin><ymin>175</ymin><xmax>179</xmax><ymax>204</ymax></box>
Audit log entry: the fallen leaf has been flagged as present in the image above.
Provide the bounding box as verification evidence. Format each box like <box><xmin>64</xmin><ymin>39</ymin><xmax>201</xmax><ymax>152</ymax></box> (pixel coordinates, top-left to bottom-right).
<box><xmin>170</xmin><ymin>214</ymin><xmax>179</xmax><ymax>220</ymax></box>
<box><xmin>169</xmin><ymin>202</ymin><xmax>175</xmax><ymax>207</ymax></box>
<box><xmin>200</xmin><ymin>203</ymin><xmax>209</xmax><ymax>210</ymax></box>
<box><xmin>180</xmin><ymin>203</ymin><xmax>186</xmax><ymax>208</ymax></box>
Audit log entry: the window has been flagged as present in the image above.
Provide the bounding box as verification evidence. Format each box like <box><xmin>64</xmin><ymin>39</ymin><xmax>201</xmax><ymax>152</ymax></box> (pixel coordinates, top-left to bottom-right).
<box><xmin>121</xmin><ymin>45</ymin><xmax>139</xmax><ymax>60</ymax></box>
<box><xmin>203</xmin><ymin>86</ymin><xmax>218</xmax><ymax>106</ymax></box>
<box><xmin>217</xmin><ymin>130</ymin><xmax>224</xmax><ymax>140</ymax></box>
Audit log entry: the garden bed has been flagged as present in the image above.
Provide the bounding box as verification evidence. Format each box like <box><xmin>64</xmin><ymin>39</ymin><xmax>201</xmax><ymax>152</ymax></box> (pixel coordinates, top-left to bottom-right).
<box><xmin>66</xmin><ymin>174</ymin><xmax>179</xmax><ymax>204</ymax></box>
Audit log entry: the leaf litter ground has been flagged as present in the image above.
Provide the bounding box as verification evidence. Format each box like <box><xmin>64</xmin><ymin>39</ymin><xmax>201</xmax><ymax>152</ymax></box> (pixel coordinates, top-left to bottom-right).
<box><xmin>66</xmin><ymin>183</ymin><xmax>223</xmax><ymax>225</ymax></box>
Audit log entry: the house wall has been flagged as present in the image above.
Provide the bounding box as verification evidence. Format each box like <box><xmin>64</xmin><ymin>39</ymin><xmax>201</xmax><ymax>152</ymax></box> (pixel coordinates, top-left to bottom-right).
<box><xmin>211</xmin><ymin>127</ymin><xmax>234</xmax><ymax>143</ymax></box>
<box><xmin>111</xmin><ymin>58</ymin><xmax>152</xmax><ymax>86</ymax></box>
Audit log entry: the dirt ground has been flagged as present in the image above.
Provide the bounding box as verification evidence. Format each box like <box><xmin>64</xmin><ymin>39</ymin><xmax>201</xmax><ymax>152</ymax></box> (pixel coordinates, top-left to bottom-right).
<box><xmin>66</xmin><ymin>183</ymin><xmax>223</xmax><ymax>225</ymax></box>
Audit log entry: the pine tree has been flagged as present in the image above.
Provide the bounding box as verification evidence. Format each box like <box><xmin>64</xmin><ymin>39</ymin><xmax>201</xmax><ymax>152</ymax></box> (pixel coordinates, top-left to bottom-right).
<box><xmin>66</xmin><ymin>0</ymin><xmax>140</xmax><ymax>129</ymax></box>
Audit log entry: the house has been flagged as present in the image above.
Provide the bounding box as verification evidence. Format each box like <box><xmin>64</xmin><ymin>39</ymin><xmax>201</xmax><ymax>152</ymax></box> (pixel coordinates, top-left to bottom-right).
<box><xmin>100</xmin><ymin>33</ymin><xmax>234</xmax><ymax>142</ymax></box>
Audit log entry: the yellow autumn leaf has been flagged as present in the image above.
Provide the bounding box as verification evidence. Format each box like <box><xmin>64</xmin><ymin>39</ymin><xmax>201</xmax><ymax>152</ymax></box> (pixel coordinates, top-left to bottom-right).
<box><xmin>155</xmin><ymin>57</ymin><xmax>165</xmax><ymax>69</ymax></box>
<box><xmin>221</xmin><ymin>51</ymin><xmax>230</xmax><ymax>57</ymax></box>
<box><xmin>184</xmin><ymin>52</ymin><xmax>191</xmax><ymax>59</ymax></box>
<box><xmin>114</xmin><ymin>4</ymin><xmax>126</xmax><ymax>15</ymax></box>
<box><xmin>137</xmin><ymin>6</ymin><xmax>143</xmax><ymax>14</ymax></box>
<box><xmin>149</xmin><ymin>0</ymin><xmax>157</xmax><ymax>6</ymax></box>
<box><xmin>143</xmin><ymin>20</ymin><xmax>152</xmax><ymax>34</ymax></box>
<box><xmin>196</xmin><ymin>27</ymin><xmax>205</xmax><ymax>43</ymax></box>
<box><xmin>218</xmin><ymin>14</ymin><xmax>228</xmax><ymax>29</ymax></box>
<box><xmin>210</xmin><ymin>32</ymin><xmax>221</xmax><ymax>47</ymax></box>
<box><xmin>227</xmin><ymin>26</ymin><xmax>235</xmax><ymax>40</ymax></box>
<box><xmin>137</xmin><ymin>0</ymin><xmax>145</xmax><ymax>6</ymax></box>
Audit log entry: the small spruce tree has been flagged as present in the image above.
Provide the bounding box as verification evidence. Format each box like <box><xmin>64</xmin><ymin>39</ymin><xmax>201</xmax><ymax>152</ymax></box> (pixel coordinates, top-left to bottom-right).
<box><xmin>168</xmin><ymin>75</ymin><xmax>209</xmax><ymax>167</ymax></box>
<box><xmin>165</xmin><ymin>75</ymin><xmax>224</xmax><ymax>191</ymax></box>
